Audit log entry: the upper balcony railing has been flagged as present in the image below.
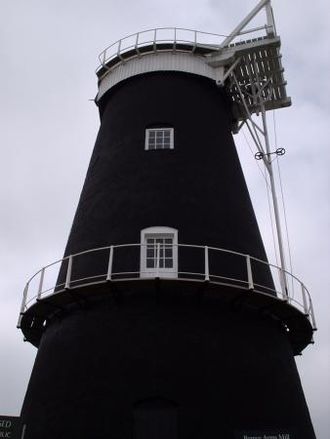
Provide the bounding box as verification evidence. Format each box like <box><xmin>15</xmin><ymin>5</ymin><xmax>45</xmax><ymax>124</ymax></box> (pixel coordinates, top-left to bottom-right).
<box><xmin>96</xmin><ymin>26</ymin><xmax>274</xmax><ymax>74</ymax></box>
<box><xmin>17</xmin><ymin>243</ymin><xmax>316</xmax><ymax>333</ymax></box>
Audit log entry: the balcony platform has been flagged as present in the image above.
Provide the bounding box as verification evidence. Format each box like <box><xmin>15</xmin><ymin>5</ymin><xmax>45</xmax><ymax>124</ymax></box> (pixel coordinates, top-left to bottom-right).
<box><xmin>19</xmin><ymin>276</ymin><xmax>314</xmax><ymax>355</ymax></box>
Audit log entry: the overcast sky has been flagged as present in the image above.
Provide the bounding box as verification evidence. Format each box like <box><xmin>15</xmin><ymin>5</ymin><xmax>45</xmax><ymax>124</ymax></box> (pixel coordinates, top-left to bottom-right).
<box><xmin>1</xmin><ymin>0</ymin><xmax>329</xmax><ymax>437</ymax></box>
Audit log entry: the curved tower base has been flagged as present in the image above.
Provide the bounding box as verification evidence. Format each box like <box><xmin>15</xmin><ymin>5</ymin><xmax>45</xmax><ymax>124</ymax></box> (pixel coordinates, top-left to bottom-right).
<box><xmin>21</xmin><ymin>285</ymin><xmax>315</xmax><ymax>439</ymax></box>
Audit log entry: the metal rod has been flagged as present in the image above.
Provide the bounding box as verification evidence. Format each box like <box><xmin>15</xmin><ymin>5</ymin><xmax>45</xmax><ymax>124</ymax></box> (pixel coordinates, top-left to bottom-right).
<box><xmin>192</xmin><ymin>30</ymin><xmax>197</xmax><ymax>53</ymax></box>
<box><xmin>20</xmin><ymin>283</ymin><xmax>29</xmax><ymax>315</ymax></box>
<box><xmin>156</xmin><ymin>243</ymin><xmax>160</xmax><ymax>277</ymax></box>
<box><xmin>135</xmin><ymin>33</ymin><xmax>141</xmax><ymax>56</ymax></box>
<box><xmin>238</xmin><ymin>24</ymin><xmax>273</xmax><ymax>36</ymax></box>
<box><xmin>220</xmin><ymin>58</ymin><xmax>241</xmax><ymax>85</ymax></box>
<box><xmin>219</xmin><ymin>0</ymin><xmax>270</xmax><ymax>48</ymax></box>
<box><xmin>153</xmin><ymin>29</ymin><xmax>157</xmax><ymax>52</ymax></box>
<box><xmin>21</xmin><ymin>424</ymin><xmax>27</xmax><ymax>439</ymax></box>
<box><xmin>232</xmin><ymin>74</ymin><xmax>266</xmax><ymax>155</ymax></box>
<box><xmin>245</xmin><ymin>119</ymin><xmax>265</xmax><ymax>157</ymax></box>
<box><xmin>232</xmin><ymin>70</ymin><xmax>288</xmax><ymax>298</ymax></box>
<box><xmin>309</xmin><ymin>297</ymin><xmax>317</xmax><ymax>329</ymax></box>
<box><xmin>17</xmin><ymin>283</ymin><xmax>29</xmax><ymax>328</ymax></box>
<box><xmin>106</xmin><ymin>246</ymin><xmax>114</xmax><ymax>281</ymax></box>
<box><xmin>246</xmin><ymin>255</ymin><xmax>254</xmax><ymax>290</ymax></box>
<box><xmin>204</xmin><ymin>246</ymin><xmax>210</xmax><ymax>281</ymax></box>
<box><xmin>37</xmin><ymin>268</ymin><xmax>45</xmax><ymax>300</ymax></box>
<box><xmin>65</xmin><ymin>255</ymin><xmax>73</xmax><ymax>289</ymax></box>
<box><xmin>173</xmin><ymin>28</ymin><xmax>177</xmax><ymax>52</ymax></box>
<box><xmin>261</xmin><ymin>104</ymin><xmax>288</xmax><ymax>297</ymax></box>
<box><xmin>265</xmin><ymin>2</ymin><xmax>276</xmax><ymax>36</ymax></box>
<box><xmin>301</xmin><ymin>282</ymin><xmax>308</xmax><ymax>315</ymax></box>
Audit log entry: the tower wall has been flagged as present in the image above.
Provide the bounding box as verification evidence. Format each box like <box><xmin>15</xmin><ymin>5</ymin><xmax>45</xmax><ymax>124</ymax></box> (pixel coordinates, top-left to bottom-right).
<box><xmin>66</xmin><ymin>72</ymin><xmax>262</xmax><ymax>255</ymax></box>
<box><xmin>20</xmin><ymin>71</ymin><xmax>316</xmax><ymax>439</ymax></box>
<box><xmin>60</xmin><ymin>72</ymin><xmax>272</xmax><ymax>289</ymax></box>
<box><xmin>21</xmin><ymin>294</ymin><xmax>315</xmax><ymax>438</ymax></box>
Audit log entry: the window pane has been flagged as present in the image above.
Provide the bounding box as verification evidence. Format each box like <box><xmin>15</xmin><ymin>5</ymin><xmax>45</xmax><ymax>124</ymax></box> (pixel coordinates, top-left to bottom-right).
<box><xmin>147</xmin><ymin>249</ymin><xmax>154</xmax><ymax>258</ymax></box>
<box><xmin>146</xmin><ymin>259</ymin><xmax>155</xmax><ymax>268</ymax></box>
<box><xmin>146</xmin><ymin>128</ymin><xmax>174</xmax><ymax>150</ymax></box>
<box><xmin>165</xmin><ymin>259</ymin><xmax>173</xmax><ymax>268</ymax></box>
<box><xmin>165</xmin><ymin>248</ymin><xmax>172</xmax><ymax>258</ymax></box>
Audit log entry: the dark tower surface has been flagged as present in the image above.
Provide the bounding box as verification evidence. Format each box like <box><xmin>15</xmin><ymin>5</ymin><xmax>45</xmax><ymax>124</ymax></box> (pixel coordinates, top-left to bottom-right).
<box><xmin>18</xmin><ymin>23</ymin><xmax>316</xmax><ymax>439</ymax></box>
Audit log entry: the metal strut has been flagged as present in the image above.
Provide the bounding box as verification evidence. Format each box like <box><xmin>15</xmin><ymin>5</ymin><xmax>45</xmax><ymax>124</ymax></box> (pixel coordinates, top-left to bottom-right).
<box><xmin>231</xmin><ymin>69</ymin><xmax>289</xmax><ymax>298</ymax></box>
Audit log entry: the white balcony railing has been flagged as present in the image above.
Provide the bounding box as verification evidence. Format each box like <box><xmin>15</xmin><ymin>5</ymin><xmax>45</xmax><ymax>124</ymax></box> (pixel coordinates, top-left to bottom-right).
<box><xmin>96</xmin><ymin>26</ymin><xmax>273</xmax><ymax>73</ymax></box>
<box><xmin>18</xmin><ymin>243</ymin><xmax>316</xmax><ymax>332</ymax></box>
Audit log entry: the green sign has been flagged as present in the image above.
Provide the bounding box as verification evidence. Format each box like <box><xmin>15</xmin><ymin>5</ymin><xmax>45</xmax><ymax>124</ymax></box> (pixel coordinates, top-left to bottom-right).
<box><xmin>0</xmin><ymin>416</ymin><xmax>21</xmax><ymax>439</ymax></box>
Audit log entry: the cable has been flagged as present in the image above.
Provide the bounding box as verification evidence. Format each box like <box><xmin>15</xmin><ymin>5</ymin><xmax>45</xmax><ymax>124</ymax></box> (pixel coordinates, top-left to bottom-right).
<box><xmin>276</xmin><ymin>155</ymin><xmax>294</xmax><ymax>295</ymax></box>
<box><xmin>241</xmin><ymin>126</ymin><xmax>279</xmax><ymax>266</ymax></box>
<box><xmin>272</xmin><ymin>110</ymin><xmax>278</xmax><ymax>149</ymax></box>
<box><xmin>266</xmin><ymin>171</ymin><xmax>280</xmax><ymax>267</ymax></box>
<box><xmin>273</xmin><ymin>111</ymin><xmax>295</xmax><ymax>296</ymax></box>
<box><xmin>242</xmin><ymin>127</ymin><xmax>269</xmax><ymax>186</ymax></box>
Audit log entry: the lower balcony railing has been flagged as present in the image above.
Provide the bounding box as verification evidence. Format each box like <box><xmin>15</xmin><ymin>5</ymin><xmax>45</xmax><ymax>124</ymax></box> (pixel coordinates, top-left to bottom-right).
<box><xmin>17</xmin><ymin>243</ymin><xmax>316</xmax><ymax>331</ymax></box>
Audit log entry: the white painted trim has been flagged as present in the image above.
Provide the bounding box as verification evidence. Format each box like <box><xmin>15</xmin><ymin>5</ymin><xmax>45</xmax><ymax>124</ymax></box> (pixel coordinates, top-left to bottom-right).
<box><xmin>140</xmin><ymin>227</ymin><xmax>178</xmax><ymax>278</ymax></box>
<box><xmin>97</xmin><ymin>52</ymin><xmax>217</xmax><ymax>101</ymax></box>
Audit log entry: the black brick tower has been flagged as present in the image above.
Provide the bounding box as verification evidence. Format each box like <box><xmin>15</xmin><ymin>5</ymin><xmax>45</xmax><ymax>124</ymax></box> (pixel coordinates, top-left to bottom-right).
<box><xmin>19</xmin><ymin>20</ymin><xmax>316</xmax><ymax>439</ymax></box>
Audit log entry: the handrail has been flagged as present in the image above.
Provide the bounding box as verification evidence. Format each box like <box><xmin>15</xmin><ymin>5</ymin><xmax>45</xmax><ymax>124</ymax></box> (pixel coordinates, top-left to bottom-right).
<box><xmin>96</xmin><ymin>26</ymin><xmax>273</xmax><ymax>73</ymax></box>
<box><xmin>18</xmin><ymin>243</ymin><xmax>316</xmax><ymax>331</ymax></box>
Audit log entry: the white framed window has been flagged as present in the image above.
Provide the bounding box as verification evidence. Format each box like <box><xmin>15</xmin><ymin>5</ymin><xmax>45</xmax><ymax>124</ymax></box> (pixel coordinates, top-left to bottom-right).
<box><xmin>140</xmin><ymin>227</ymin><xmax>178</xmax><ymax>278</ymax></box>
<box><xmin>145</xmin><ymin>128</ymin><xmax>174</xmax><ymax>150</ymax></box>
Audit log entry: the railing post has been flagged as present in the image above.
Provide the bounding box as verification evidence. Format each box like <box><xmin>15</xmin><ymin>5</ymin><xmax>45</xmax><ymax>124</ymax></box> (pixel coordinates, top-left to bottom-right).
<box><xmin>17</xmin><ymin>283</ymin><xmax>29</xmax><ymax>327</ymax></box>
<box><xmin>37</xmin><ymin>268</ymin><xmax>45</xmax><ymax>300</ymax></box>
<box><xmin>204</xmin><ymin>246</ymin><xmax>210</xmax><ymax>281</ymax></box>
<box><xmin>135</xmin><ymin>32</ymin><xmax>140</xmax><ymax>56</ymax></box>
<box><xmin>117</xmin><ymin>39</ymin><xmax>122</xmax><ymax>57</ymax></box>
<box><xmin>156</xmin><ymin>243</ymin><xmax>160</xmax><ymax>278</ymax></box>
<box><xmin>106</xmin><ymin>246</ymin><xmax>114</xmax><ymax>281</ymax></box>
<box><xmin>279</xmin><ymin>268</ymin><xmax>288</xmax><ymax>300</ymax></box>
<box><xmin>246</xmin><ymin>255</ymin><xmax>254</xmax><ymax>290</ymax></box>
<box><xmin>193</xmin><ymin>30</ymin><xmax>197</xmax><ymax>52</ymax></box>
<box><xmin>309</xmin><ymin>297</ymin><xmax>317</xmax><ymax>330</ymax></box>
<box><xmin>153</xmin><ymin>29</ymin><xmax>157</xmax><ymax>52</ymax></box>
<box><xmin>21</xmin><ymin>283</ymin><xmax>29</xmax><ymax>313</ymax></box>
<box><xmin>301</xmin><ymin>282</ymin><xmax>308</xmax><ymax>315</ymax></box>
<box><xmin>65</xmin><ymin>256</ymin><xmax>73</xmax><ymax>290</ymax></box>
